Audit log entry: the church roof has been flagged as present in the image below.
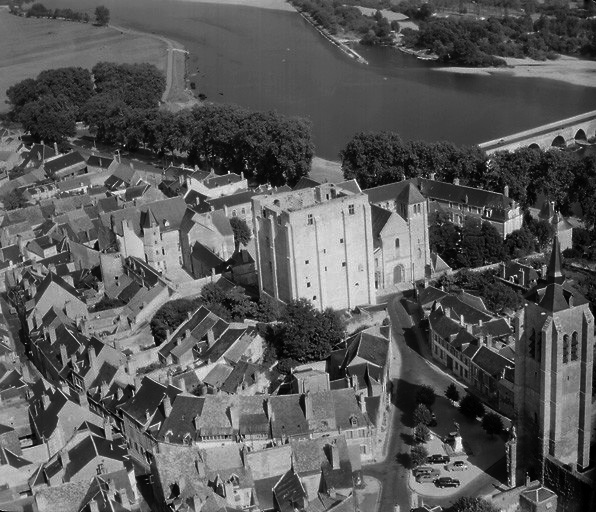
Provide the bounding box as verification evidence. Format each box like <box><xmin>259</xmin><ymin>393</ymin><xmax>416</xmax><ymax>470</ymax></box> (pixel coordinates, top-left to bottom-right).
<box><xmin>396</xmin><ymin>182</ymin><xmax>425</xmax><ymax>205</ymax></box>
<box><xmin>546</xmin><ymin>235</ymin><xmax>564</xmax><ymax>285</ymax></box>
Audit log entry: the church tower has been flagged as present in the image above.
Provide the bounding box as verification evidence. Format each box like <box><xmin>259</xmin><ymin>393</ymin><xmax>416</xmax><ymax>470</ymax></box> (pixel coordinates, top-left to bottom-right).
<box><xmin>513</xmin><ymin>236</ymin><xmax>593</xmax><ymax>480</ymax></box>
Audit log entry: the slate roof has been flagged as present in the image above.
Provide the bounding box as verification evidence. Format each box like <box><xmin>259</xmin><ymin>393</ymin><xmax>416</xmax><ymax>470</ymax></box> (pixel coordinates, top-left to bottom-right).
<box><xmin>437</xmin><ymin>294</ymin><xmax>493</xmax><ymax>325</ymax></box>
<box><xmin>86</xmin><ymin>155</ymin><xmax>114</xmax><ymax>169</ymax></box>
<box><xmin>201</xmin><ymin>172</ymin><xmax>244</xmax><ymax>189</ymax></box>
<box><xmin>471</xmin><ymin>346</ymin><xmax>513</xmax><ymax>378</ymax></box>
<box><xmin>418</xmin><ymin>178</ymin><xmax>515</xmax><ymax>210</ymax></box>
<box><xmin>220</xmin><ymin>360</ymin><xmax>261</xmax><ymax>394</ymax></box>
<box><xmin>273</xmin><ymin>469</ymin><xmax>307</xmax><ymax>512</ymax></box>
<box><xmin>396</xmin><ymin>182</ymin><xmax>425</xmax><ymax>204</ymax></box>
<box><xmin>118</xmin><ymin>377</ymin><xmax>179</xmax><ymax>427</ymax></box>
<box><xmin>191</xmin><ymin>243</ymin><xmax>226</xmax><ymax>274</ymax></box>
<box><xmin>33</xmin><ymin>271</ymin><xmax>82</xmax><ymax>303</ymax></box>
<box><xmin>343</xmin><ymin>330</ymin><xmax>389</xmax><ymax>370</ymax></box>
<box><xmin>364</xmin><ymin>180</ymin><xmax>411</xmax><ymax>205</ymax></box>
<box><xmin>418</xmin><ymin>286</ymin><xmax>448</xmax><ymax>307</ymax></box>
<box><xmin>43</xmin><ymin>152</ymin><xmax>86</xmax><ymax>176</ymax></box>
<box><xmin>293</xmin><ymin>177</ymin><xmax>322</xmax><ymax>190</ymax></box>
<box><xmin>203</xmin><ymin>363</ymin><xmax>234</xmax><ymax>389</ymax></box>
<box><xmin>370</xmin><ymin>204</ymin><xmax>393</xmax><ymax>244</ymax></box>
<box><xmin>62</xmin><ymin>434</ymin><xmax>128</xmax><ymax>482</ymax></box>
<box><xmin>473</xmin><ymin>318</ymin><xmax>512</xmax><ymax>339</ymax></box>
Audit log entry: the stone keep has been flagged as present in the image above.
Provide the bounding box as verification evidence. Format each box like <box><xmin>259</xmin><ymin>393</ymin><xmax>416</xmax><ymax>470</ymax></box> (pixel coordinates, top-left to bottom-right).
<box><xmin>253</xmin><ymin>184</ymin><xmax>375</xmax><ymax>311</ymax></box>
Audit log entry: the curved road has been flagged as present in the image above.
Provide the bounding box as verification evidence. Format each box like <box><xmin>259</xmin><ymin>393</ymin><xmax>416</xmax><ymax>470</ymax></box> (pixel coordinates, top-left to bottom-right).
<box><xmin>363</xmin><ymin>294</ymin><xmax>505</xmax><ymax>511</ymax></box>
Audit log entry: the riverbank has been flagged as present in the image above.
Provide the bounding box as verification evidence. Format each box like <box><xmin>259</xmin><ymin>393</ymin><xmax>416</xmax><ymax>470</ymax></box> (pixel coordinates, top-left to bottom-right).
<box><xmin>0</xmin><ymin>7</ymin><xmax>168</xmax><ymax>113</ymax></box>
<box><xmin>435</xmin><ymin>55</ymin><xmax>596</xmax><ymax>88</ymax></box>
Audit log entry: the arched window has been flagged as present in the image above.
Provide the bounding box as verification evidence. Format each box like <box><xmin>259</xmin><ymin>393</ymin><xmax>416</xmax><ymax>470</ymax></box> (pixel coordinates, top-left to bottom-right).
<box><xmin>571</xmin><ymin>331</ymin><xmax>579</xmax><ymax>361</ymax></box>
<box><xmin>395</xmin><ymin>238</ymin><xmax>400</xmax><ymax>248</ymax></box>
<box><xmin>563</xmin><ymin>334</ymin><xmax>569</xmax><ymax>363</ymax></box>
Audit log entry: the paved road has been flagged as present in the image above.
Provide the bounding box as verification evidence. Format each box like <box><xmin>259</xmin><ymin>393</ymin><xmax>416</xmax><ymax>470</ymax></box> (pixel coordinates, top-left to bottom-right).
<box><xmin>363</xmin><ymin>294</ymin><xmax>506</xmax><ymax>511</ymax></box>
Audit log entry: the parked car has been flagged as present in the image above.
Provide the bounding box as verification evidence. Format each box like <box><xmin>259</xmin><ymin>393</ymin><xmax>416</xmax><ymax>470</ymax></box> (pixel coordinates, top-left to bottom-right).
<box><xmin>435</xmin><ymin>477</ymin><xmax>461</xmax><ymax>488</ymax></box>
<box><xmin>413</xmin><ymin>467</ymin><xmax>439</xmax><ymax>478</ymax></box>
<box><xmin>427</xmin><ymin>454</ymin><xmax>450</xmax><ymax>464</ymax></box>
<box><xmin>416</xmin><ymin>473</ymin><xmax>439</xmax><ymax>484</ymax></box>
<box><xmin>446</xmin><ymin>460</ymin><xmax>468</xmax><ymax>471</ymax></box>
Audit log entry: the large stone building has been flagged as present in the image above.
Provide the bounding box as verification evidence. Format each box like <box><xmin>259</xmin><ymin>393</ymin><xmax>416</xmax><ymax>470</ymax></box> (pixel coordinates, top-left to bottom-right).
<box><xmin>513</xmin><ymin>237</ymin><xmax>593</xmax><ymax>481</ymax></box>
<box><xmin>253</xmin><ymin>183</ymin><xmax>376</xmax><ymax>310</ymax></box>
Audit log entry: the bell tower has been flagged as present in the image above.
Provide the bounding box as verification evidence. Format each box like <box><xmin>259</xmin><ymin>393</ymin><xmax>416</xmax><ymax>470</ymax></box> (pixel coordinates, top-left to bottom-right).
<box><xmin>513</xmin><ymin>236</ymin><xmax>593</xmax><ymax>480</ymax></box>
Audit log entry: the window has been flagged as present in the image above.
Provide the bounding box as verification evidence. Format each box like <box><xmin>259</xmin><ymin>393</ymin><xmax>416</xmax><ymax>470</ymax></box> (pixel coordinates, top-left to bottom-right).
<box><xmin>395</xmin><ymin>238</ymin><xmax>400</xmax><ymax>249</ymax></box>
<box><xmin>339</xmin><ymin>238</ymin><xmax>344</xmax><ymax>244</ymax></box>
<box><xmin>342</xmin><ymin>261</ymin><xmax>346</xmax><ymax>267</ymax></box>
<box><xmin>241</xmin><ymin>208</ymin><xmax>246</xmax><ymax>215</ymax></box>
<box><xmin>232</xmin><ymin>210</ymin><xmax>237</xmax><ymax>217</ymax></box>
<box><xmin>305</xmin><ymin>260</ymin><xmax>309</xmax><ymax>265</ymax></box>
<box><xmin>563</xmin><ymin>334</ymin><xmax>569</xmax><ymax>363</ymax></box>
<box><xmin>307</xmin><ymin>214</ymin><xmax>313</xmax><ymax>225</ymax></box>
<box><xmin>306</xmin><ymin>282</ymin><xmax>311</xmax><ymax>288</ymax></box>
<box><xmin>312</xmin><ymin>296</ymin><xmax>317</xmax><ymax>300</ymax></box>
<box><xmin>348</xmin><ymin>204</ymin><xmax>355</xmax><ymax>215</ymax></box>
<box><xmin>571</xmin><ymin>331</ymin><xmax>579</xmax><ymax>361</ymax></box>
<box><xmin>324</xmin><ymin>266</ymin><xmax>328</xmax><ymax>271</ymax></box>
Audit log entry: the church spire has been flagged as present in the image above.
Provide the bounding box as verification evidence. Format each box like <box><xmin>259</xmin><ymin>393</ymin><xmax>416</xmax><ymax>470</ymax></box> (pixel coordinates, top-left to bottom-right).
<box><xmin>546</xmin><ymin>234</ymin><xmax>564</xmax><ymax>285</ymax></box>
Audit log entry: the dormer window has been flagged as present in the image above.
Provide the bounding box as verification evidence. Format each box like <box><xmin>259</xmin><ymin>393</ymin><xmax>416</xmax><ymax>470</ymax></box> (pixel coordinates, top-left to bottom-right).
<box><xmin>349</xmin><ymin>415</ymin><xmax>358</xmax><ymax>427</ymax></box>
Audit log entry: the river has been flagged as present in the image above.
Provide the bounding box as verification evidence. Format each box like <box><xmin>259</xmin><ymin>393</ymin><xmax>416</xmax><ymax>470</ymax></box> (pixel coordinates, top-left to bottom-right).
<box><xmin>42</xmin><ymin>0</ymin><xmax>596</xmax><ymax>159</ymax></box>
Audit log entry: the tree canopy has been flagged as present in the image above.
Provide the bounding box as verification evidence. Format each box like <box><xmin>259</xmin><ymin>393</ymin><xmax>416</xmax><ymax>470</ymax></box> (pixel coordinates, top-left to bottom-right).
<box><xmin>150</xmin><ymin>298</ymin><xmax>198</xmax><ymax>345</ymax></box>
<box><xmin>448</xmin><ymin>496</ymin><xmax>500</xmax><ymax>512</ymax></box>
<box><xmin>95</xmin><ymin>5</ymin><xmax>110</xmax><ymax>25</ymax></box>
<box><xmin>459</xmin><ymin>393</ymin><xmax>485</xmax><ymax>420</ymax></box>
<box><xmin>481</xmin><ymin>412</ymin><xmax>504</xmax><ymax>436</ymax></box>
<box><xmin>230</xmin><ymin>217</ymin><xmax>252</xmax><ymax>248</ymax></box>
<box><xmin>272</xmin><ymin>299</ymin><xmax>344</xmax><ymax>365</ymax></box>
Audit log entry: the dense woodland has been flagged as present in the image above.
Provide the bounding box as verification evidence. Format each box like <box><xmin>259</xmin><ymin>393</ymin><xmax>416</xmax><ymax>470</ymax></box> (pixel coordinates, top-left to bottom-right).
<box><xmin>8</xmin><ymin>2</ymin><xmax>110</xmax><ymax>25</ymax></box>
<box><xmin>402</xmin><ymin>8</ymin><xmax>596</xmax><ymax>66</ymax></box>
<box><xmin>6</xmin><ymin>64</ymin><xmax>314</xmax><ymax>186</ymax></box>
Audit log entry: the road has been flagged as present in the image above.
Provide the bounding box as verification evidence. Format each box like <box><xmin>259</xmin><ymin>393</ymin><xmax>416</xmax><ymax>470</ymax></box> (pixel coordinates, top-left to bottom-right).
<box><xmin>363</xmin><ymin>294</ymin><xmax>505</xmax><ymax>511</ymax></box>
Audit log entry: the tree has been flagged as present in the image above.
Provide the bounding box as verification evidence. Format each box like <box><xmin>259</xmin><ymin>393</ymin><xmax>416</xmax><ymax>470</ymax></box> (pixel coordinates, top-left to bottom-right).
<box><xmin>413</xmin><ymin>403</ymin><xmax>432</xmax><ymax>426</ymax></box>
<box><xmin>95</xmin><ymin>5</ymin><xmax>110</xmax><ymax>25</ymax></box>
<box><xmin>150</xmin><ymin>298</ymin><xmax>197</xmax><ymax>345</ymax></box>
<box><xmin>445</xmin><ymin>383</ymin><xmax>460</xmax><ymax>403</ymax></box>
<box><xmin>449</xmin><ymin>496</ymin><xmax>500</xmax><ymax>512</ymax></box>
<box><xmin>414</xmin><ymin>423</ymin><xmax>431</xmax><ymax>444</ymax></box>
<box><xmin>410</xmin><ymin>444</ymin><xmax>429</xmax><ymax>467</ymax></box>
<box><xmin>416</xmin><ymin>385</ymin><xmax>436</xmax><ymax>408</ymax></box>
<box><xmin>19</xmin><ymin>95</ymin><xmax>76</xmax><ymax>143</ymax></box>
<box><xmin>255</xmin><ymin>294</ymin><xmax>281</xmax><ymax>323</ymax></box>
<box><xmin>230</xmin><ymin>217</ymin><xmax>252</xmax><ymax>248</ymax></box>
<box><xmin>1</xmin><ymin>189</ymin><xmax>26</xmax><ymax>210</ymax></box>
<box><xmin>459</xmin><ymin>393</ymin><xmax>485</xmax><ymax>420</ymax></box>
<box><xmin>200</xmin><ymin>282</ymin><xmax>257</xmax><ymax>322</ymax></box>
<box><xmin>36</xmin><ymin>68</ymin><xmax>94</xmax><ymax>113</ymax></box>
<box><xmin>6</xmin><ymin>78</ymin><xmax>38</xmax><ymax>118</ymax></box>
<box><xmin>481</xmin><ymin>412</ymin><xmax>504</xmax><ymax>437</ymax></box>
<box><xmin>275</xmin><ymin>299</ymin><xmax>344</xmax><ymax>363</ymax></box>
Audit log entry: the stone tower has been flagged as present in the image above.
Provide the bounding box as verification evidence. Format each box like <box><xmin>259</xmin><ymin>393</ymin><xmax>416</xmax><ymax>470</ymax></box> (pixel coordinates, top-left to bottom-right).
<box><xmin>513</xmin><ymin>236</ymin><xmax>593</xmax><ymax>481</ymax></box>
<box><xmin>393</xmin><ymin>182</ymin><xmax>431</xmax><ymax>282</ymax></box>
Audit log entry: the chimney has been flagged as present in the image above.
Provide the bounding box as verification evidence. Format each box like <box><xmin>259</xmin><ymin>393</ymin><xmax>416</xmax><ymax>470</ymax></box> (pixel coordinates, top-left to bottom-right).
<box><xmin>163</xmin><ymin>395</ymin><xmax>172</xmax><ymax>417</ymax></box>
<box><xmin>48</xmin><ymin>326</ymin><xmax>57</xmax><ymax>344</ymax></box>
<box><xmin>145</xmin><ymin>410</ymin><xmax>151</xmax><ymax>423</ymax></box>
<box><xmin>357</xmin><ymin>394</ymin><xmax>366</xmax><ymax>414</ymax></box>
<box><xmin>503</xmin><ymin>184</ymin><xmax>509</xmax><ymax>197</ymax></box>
<box><xmin>116</xmin><ymin>387</ymin><xmax>124</xmax><ymax>400</ymax></box>
<box><xmin>329</xmin><ymin>442</ymin><xmax>340</xmax><ymax>469</ymax></box>
<box><xmin>59</xmin><ymin>449</ymin><xmax>69</xmax><ymax>467</ymax></box>
<box><xmin>59</xmin><ymin>344</ymin><xmax>68</xmax><ymax>367</ymax></box>
<box><xmin>100</xmin><ymin>381</ymin><xmax>109</xmax><ymax>398</ymax></box>
<box><xmin>53</xmin><ymin>142</ymin><xmax>59</xmax><ymax>155</ymax></box>
<box><xmin>444</xmin><ymin>306</ymin><xmax>451</xmax><ymax>319</ymax></box>
<box><xmin>453</xmin><ymin>178</ymin><xmax>460</xmax><ymax>186</ymax></box>
<box><xmin>303</xmin><ymin>391</ymin><xmax>313</xmax><ymax>420</ymax></box>
<box><xmin>88</xmin><ymin>501</ymin><xmax>100</xmax><ymax>512</ymax></box>
<box><xmin>228</xmin><ymin>404</ymin><xmax>239</xmax><ymax>430</ymax></box>
<box><xmin>88</xmin><ymin>345</ymin><xmax>97</xmax><ymax>370</ymax></box>
<box><xmin>41</xmin><ymin>393</ymin><xmax>51</xmax><ymax>410</ymax></box>
<box><xmin>206</xmin><ymin>328</ymin><xmax>214</xmax><ymax>346</ymax></box>
<box><xmin>429</xmin><ymin>172</ymin><xmax>435</xmax><ymax>181</ymax></box>
<box><xmin>185</xmin><ymin>329</ymin><xmax>191</xmax><ymax>339</ymax></box>
<box><xmin>178</xmin><ymin>377</ymin><xmax>186</xmax><ymax>393</ymax></box>
<box><xmin>460</xmin><ymin>314</ymin><xmax>464</xmax><ymax>326</ymax></box>
<box><xmin>104</xmin><ymin>417</ymin><xmax>113</xmax><ymax>441</ymax></box>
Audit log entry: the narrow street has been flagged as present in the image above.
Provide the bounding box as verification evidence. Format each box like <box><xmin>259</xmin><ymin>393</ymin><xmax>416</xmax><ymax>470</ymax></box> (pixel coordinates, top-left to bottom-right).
<box><xmin>363</xmin><ymin>294</ymin><xmax>506</xmax><ymax>511</ymax></box>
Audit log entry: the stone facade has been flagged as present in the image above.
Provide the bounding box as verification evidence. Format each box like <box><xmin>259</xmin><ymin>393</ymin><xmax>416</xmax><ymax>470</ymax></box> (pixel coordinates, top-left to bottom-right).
<box><xmin>253</xmin><ymin>184</ymin><xmax>375</xmax><ymax>311</ymax></box>
<box><xmin>513</xmin><ymin>238</ymin><xmax>594</xmax><ymax>482</ymax></box>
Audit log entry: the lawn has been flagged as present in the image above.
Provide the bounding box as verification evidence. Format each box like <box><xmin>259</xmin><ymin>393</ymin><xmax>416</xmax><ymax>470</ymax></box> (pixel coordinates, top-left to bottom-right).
<box><xmin>0</xmin><ymin>8</ymin><xmax>167</xmax><ymax>113</ymax></box>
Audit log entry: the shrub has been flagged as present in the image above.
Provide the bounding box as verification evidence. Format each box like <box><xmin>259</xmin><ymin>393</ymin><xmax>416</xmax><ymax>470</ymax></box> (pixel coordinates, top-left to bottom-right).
<box><xmin>413</xmin><ymin>403</ymin><xmax>432</xmax><ymax>426</ymax></box>
<box><xmin>414</xmin><ymin>424</ymin><xmax>431</xmax><ymax>444</ymax></box>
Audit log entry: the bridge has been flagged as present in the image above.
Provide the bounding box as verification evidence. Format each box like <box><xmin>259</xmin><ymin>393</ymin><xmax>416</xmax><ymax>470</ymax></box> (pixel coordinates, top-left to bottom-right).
<box><xmin>479</xmin><ymin>110</ymin><xmax>596</xmax><ymax>155</ymax></box>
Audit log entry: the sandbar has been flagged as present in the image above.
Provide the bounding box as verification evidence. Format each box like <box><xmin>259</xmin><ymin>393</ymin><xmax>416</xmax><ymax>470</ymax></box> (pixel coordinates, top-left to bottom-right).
<box><xmin>180</xmin><ymin>0</ymin><xmax>293</xmax><ymax>11</ymax></box>
<box><xmin>435</xmin><ymin>55</ymin><xmax>596</xmax><ymax>88</ymax></box>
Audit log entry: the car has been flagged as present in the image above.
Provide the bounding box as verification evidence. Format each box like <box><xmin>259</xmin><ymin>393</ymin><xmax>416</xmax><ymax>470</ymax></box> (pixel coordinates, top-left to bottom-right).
<box><xmin>446</xmin><ymin>460</ymin><xmax>468</xmax><ymax>471</ymax></box>
<box><xmin>413</xmin><ymin>467</ymin><xmax>439</xmax><ymax>478</ymax></box>
<box><xmin>435</xmin><ymin>477</ymin><xmax>461</xmax><ymax>488</ymax></box>
<box><xmin>416</xmin><ymin>473</ymin><xmax>438</xmax><ymax>484</ymax></box>
<box><xmin>427</xmin><ymin>454</ymin><xmax>450</xmax><ymax>464</ymax></box>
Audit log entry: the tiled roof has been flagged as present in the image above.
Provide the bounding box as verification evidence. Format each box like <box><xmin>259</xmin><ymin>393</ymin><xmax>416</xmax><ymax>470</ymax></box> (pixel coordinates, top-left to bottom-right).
<box><xmin>343</xmin><ymin>330</ymin><xmax>389</xmax><ymax>370</ymax></box>
<box><xmin>203</xmin><ymin>363</ymin><xmax>234</xmax><ymax>388</ymax></box>
<box><xmin>396</xmin><ymin>182</ymin><xmax>425</xmax><ymax>204</ymax></box>
<box><xmin>202</xmin><ymin>172</ymin><xmax>244</xmax><ymax>189</ymax></box>
<box><xmin>273</xmin><ymin>469</ymin><xmax>307</xmax><ymax>512</ymax></box>
<box><xmin>86</xmin><ymin>155</ymin><xmax>114</xmax><ymax>169</ymax></box>
<box><xmin>118</xmin><ymin>377</ymin><xmax>169</xmax><ymax>426</ymax></box>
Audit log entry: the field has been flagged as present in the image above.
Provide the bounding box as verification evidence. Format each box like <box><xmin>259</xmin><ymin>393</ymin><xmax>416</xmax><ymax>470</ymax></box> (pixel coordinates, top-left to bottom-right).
<box><xmin>0</xmin><ymin>7</ymin><xmax>168</xmax><ymax>113</ymax></box>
